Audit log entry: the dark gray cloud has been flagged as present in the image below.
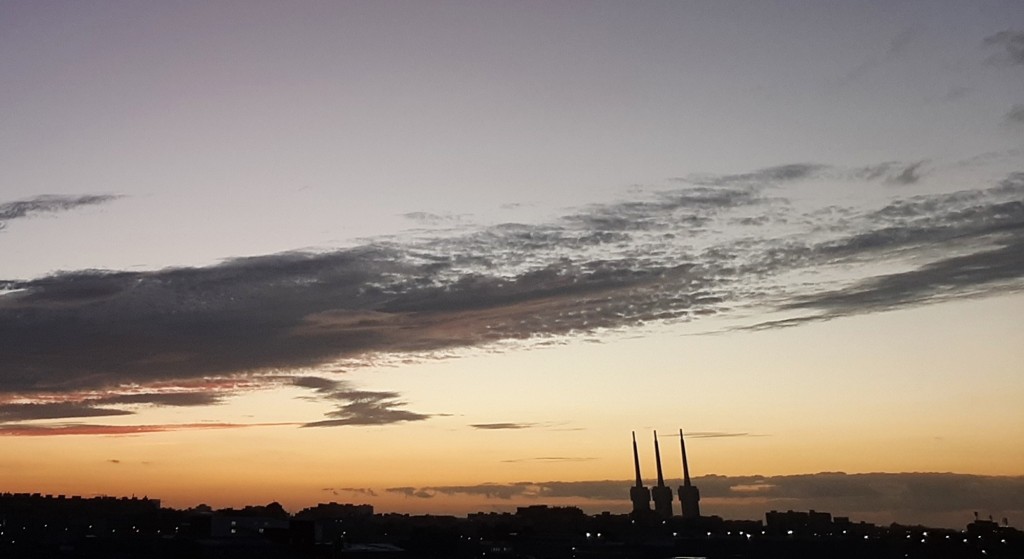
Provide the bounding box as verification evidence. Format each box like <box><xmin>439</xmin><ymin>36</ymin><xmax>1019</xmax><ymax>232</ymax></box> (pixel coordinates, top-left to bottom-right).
<box><xmin>0</xmin><ymin>194</ymin><xmax>121</xmax><ymax>230</ymax></box>
<box><xmin>0</xmin><ymin>422</ymin><xmax>286</xmax><ymax>436</ymax></box>
<box><xmin>402</xmin><ymin>212</ymin><xmax>466</xmax><ymax>225</ymax></box>
<box><xmin>786</xmin><ymin>240</ymin><xmax>1024</xmax><ymax>316</ymax></box>
<box><xmin>387</xmin><ymin>486</ymin><xmax>435</xmax><ymax>499</ymax></box>
<box><xmin>984</xmin><ymin>29</ymin><xmax>1024</xmax><ymax>66</ymax></box>
<box><xmin>0</xmin><ymin>402</ymin><xmax>134</xmax><ymax>421</ymax></box>
<box><xmin>847</xmin><ymin>161</ymin><xmax>929</xmax><ymax>184</ymax></box>
<box><xmin>301</xmin><ymin>400</ymin><xmax>431</xmax><ymax>427</ymax></box>
<box><xmin>471</xmin><ymin>423</ymin><xmax>537</xmax><ymax>430</ymax></box>
<box><xmin>292</xmin><ymin>377</ymin><xmax>431</xmax><ymax>427</ymax></box>
<box><xmin>1007</xmin><ymin>104</ymin><xmax>1024</xmax><ymax>124</ymax></box>
<box><xmin>94</xmin><ymin>392</ymin><xmax>224</xmax><ymax>407</ymax></box>
<box><xmin>323</xmin><ymin>487</ymin><xmax>379</xmax><ymax>497</ymax></box>
<box><xmin>852</xmin><ymin>162</ymin><xmax>900</xmax><ymax>181</ymax></box>
<box><xmin>834</xmin><ymin>27</ymin><xmax>917</xmax><ymax>87</ymax></box>
<box><xmin>396</xmin><ymin>473</ymin><xmax>1024</xmax><ymax>528</ymax></box>
<box><xmin>683</xmin><ymin>163</ymin><xmax>827</xmax><ymax>186</ymax></box>
<box><xmin>886</xmin><ymin>161</ymin><xmax>927</xmax><ymax>185</ymax></box>
<box><xmin>1</xmin><ymin>167</ymin><xmax>1022</xmax><ymax>429</ymax></box>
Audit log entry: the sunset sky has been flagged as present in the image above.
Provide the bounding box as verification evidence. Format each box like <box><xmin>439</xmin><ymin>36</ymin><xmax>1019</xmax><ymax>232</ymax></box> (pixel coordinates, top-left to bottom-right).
<box><xmin>1</xmin><ymin>1</ymin><xmax>1022</xmax><ymax>529</ymax></box>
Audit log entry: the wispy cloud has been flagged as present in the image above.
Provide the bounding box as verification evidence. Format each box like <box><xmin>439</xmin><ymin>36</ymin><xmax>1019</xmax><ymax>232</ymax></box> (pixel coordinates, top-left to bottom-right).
<box><xmin>323</xmin><ymin>487</ymin><xmax>379</xmax><ymax>497</ymax></box>
<box><xmin>501</xmin><ymin>457</ymin><xmax>596</xmax><ymax>463</ymax></box>
<box><xmin>886</xmin><ymin>161</ymin><xmax>927</xmax><ymax>185</ymax></box>
<box><xmin>682</xmin><ymin>163</ymin><xmax>827</xmax><ymax>186</ymax></box>
<box><xmin>1</xmin><ymin>166</ymin><xmax>1022</xmax><ymax>429</ymax></box>
<box><xmin>0</xmin><ymin>402</ymin><xmax>134</xmax><ymax>421</ymax></box>
<box><xmin>386</xmin><ymin>486</ymin><xmax>435</xmax><ymax>499</ymax></box>
<box><xmin>684</xmin><ymin>431</ymin><xmax>758</xmax><ymax>439</ymax></box>
<box><xmin>94</xmin><ymin>392</ymin><xmax>225</xmax><ymax>407</ymax></box>
<box><xmin>982</xmin><ymin>30</ymin><xmax>1024</xmax><ymax>127</ymax></box>
<box><xmin>471</xmin><ymin>423</ymin><xmax>538</xmax><ymax>430</ymax></box>
<box><xmin>0</xmin><ymin>194</ymin><xmax>121</xmax><ymax>231</ymax></box>
<box><xmin>983</xmin><ymin>29</ymin><xmax>1024</xmax><ymax>67</ymax></box>
<box><xmin>391</xmin><ymin>473</ymin><xmax>1024</xmax><ymax>525</ymax></box>
<box><xmin>833</xmin><ymin>27</ymin><xmax>917</xmax><ymax>88</ymax></box>
<box><xmin>293</xmin><ymin>377</ymin><xmax>431</xmax><ymax>427</ymax></box>
<box><xmin>0</xmin><ymin>422</ymin><xmax>294</xmax><ymax>437</ymax></box>
<box><xmin>1006</xmin><ymin>104</ymin><xmax>1024</xmax><ymax>124</ymax></box>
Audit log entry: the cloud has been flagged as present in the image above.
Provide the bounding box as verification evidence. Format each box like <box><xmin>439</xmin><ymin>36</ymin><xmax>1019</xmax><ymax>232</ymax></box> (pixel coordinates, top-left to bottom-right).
<box><xmin>847</xmin><ymin>160</ymin><xmax>927</xmax><ymax>186</ymax></box>
<box><xmin>471</xmin><ymin>423</ymin><xmax>538</xmax><ymax>430</ymax></box>
<box><xmin>984</xmin><ymin>29</ymin><xmax>1024</xmax><ymax>66</ymax></box>
<box><xmin>393</xmin><ymin>473</ymin><xmax>1024</xmax><ymax>528</ymax></box>
<box><xmin>501</xmin><ymin>457</ymin><xmax>596</xmax><ymax>463</ymax></box>
<box><xmin>1006</xmin><ymin>104</ymin><xmax>1024</xmax><ymax>124</ymax></box>
<box><xmin>322</xmin><ymin>487</ymin><xmax>379</xmax><ymax>497</ymax></box>
<box><xmin>0</xmin><ymin>387</ymin><xmax>230</xmax><ymax>422</ymax></box>
<box><xmin>785</xmin><ymin>240</ymin><xmax>1024</xmax><ymax>317</ymax></box>
<box><xmin>293</xmin><ymin>377</ymin><xmax>431</xmax><ymax>427</ymax></box>
<box><xmin>0</xmin><ymin>402</ymin><xmax>134</xmax><ymax>421</ymax></box>
<box><xmin>886</xmin><ymin>161</ymin><xmax>927</xmax><ymax>185</ymax></box>
<box><xmin>292</xmin><ymin>376</ymin><xmax>341</xmax><ymax>393</ymax></box>
<box><xmin>301</xmin><ymin>400</ymin><xmax>431</xmax><ymax>427</ymax></box>
<box><xmin>336</xmin><ymin>487</ymin><xmax>378</xmax><ymax>497</ymax></box>
<box><xmin>1</xmin><ymin>167</ymin><xmax>1023</xmax><ymax>428</ymax></box>
<box><xmin>685</xmin><ymin>431</ymin><xmax>757</xmax><ymax>439</ymax></box>
<box><xmin>683</xmin><ymin>163</ymin><xmax>827</xmax><ymax>186</ymax></box>
<box><xmin>424</xmin><ymin>483</ymin><xmax>535</xmax><ymax>500</ymax></box>
<box><xmin>386</xmin><ymin>486</ymin><xmax>435</xmax><ymax>499</ymax></box>
<box><xmin>0</xmin><ymin>422</ymin><xmax>294</xmax><ymax>437</ymax></box>
<box><xmin>94</xmin><ymin>392</ymin><xmax>224</xmax><ymax>407</ymax></box>
<box><xmin>0</xmin><ymin>194</ymin><xmax>121</xmax><ymax>229</ymax></box>
<box><xmin>834</xmin><ymin>27</ymin><xmax>917</xmax><ymax>87</ymax></box>
<box><xmin>402</xmin><ymin>212</ymin><xmax>466</xmax><ymax>226</ymax></box>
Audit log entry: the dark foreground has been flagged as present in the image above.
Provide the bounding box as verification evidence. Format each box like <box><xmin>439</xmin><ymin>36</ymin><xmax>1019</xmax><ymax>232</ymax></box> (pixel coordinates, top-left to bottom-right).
<box><xmin>1</xmin><ymin>493</ymin><xmax>1020</xmax><ymax>558</ymax></box>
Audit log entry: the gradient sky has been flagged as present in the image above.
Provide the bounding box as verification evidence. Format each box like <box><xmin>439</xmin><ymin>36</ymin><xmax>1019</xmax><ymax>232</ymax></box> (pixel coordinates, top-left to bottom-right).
<box><xmin>1</xmin><ymin>1</ymin><xmax>1023</xmax><ymax>529</ymax></box>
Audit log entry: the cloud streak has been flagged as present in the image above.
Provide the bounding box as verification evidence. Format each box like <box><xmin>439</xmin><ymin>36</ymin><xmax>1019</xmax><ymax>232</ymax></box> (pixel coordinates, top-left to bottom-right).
<box><xmin>984</xmin><ymin>29</ymin><xmax>1024</xmax><ymax>67</ymax></box>
<box><xmin>471</xmin><ymin>423</ymin><xmax>538</xmax><ymax>430</ymax></box>
<box><xmin>388</xmin><ymin>473</ymin><xmax>1024</xmax><ymax>527</ymax></box>
<box><xmin>0</xmin><ymin>194</ymin><xmax>121</xmax><ymax>231</ymax></box>
<box><xmin>0</xmin><ymin>422</ymin><xmax>295</xmax><ymax>437</ymax></box>
<box><xmin>501</xmin><ymin>457</ymin><xmax>596</xmax><ymax>463</ymax></box>
<box><xmin>1</xmin><ymin>166</ymin><xmax>1022</xmax><ymax>428</ymax></box>
<box><xmin>292</xmin><ymin>377</ymin><xmax>431</xmax><ymax>427</ymax></box>
<box><xmin>0</xmin><ymin>402</ymin><xmax>134</xmax><ymax>422</ymax></box>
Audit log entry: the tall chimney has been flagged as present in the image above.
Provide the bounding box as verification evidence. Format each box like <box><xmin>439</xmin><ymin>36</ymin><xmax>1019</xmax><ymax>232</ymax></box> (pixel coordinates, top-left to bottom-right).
<box><xmin>677</xmin><ymin>429</ymin><xmax>701</xmax><ymax>519</ymax></box>
<box><xmin>629</xmin><ymin>431</ymin><xmax>651</xmax><ymax>515</ymax></box>
<box><xmin>651</xmin><ymin>431</ymin><xmax>674</xmax><ymax>518</ymax></box>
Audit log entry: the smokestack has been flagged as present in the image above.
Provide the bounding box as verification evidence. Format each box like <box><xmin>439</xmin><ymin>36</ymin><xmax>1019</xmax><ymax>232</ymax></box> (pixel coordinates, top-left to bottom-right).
<box><xmin>651</xmin><ymin>431</ymin><xmax>674</xmax><ymax>518</ymax></box>
<box><xmin>677</xmin><ymin>429</ymin><xmax>701</xmax><ymax>519</ymax></box>
<box><xmin>654</xmin><ymin>431</ymin><xmax>666</xmax><ymax>487</ymax></box>
<box><xmin>680</xmin><ymin>429</ymin><xmax>692</xmax><ymax>486</ymax></box>
<box><xmin>632</xmin><ymin>431</ymin><xmax>643</xmax><ymax>488</ymax></box>
<box><xmin>629</xmin><ymin>431</ymin><xmax>651</xmax><ymax>515</ymax></box>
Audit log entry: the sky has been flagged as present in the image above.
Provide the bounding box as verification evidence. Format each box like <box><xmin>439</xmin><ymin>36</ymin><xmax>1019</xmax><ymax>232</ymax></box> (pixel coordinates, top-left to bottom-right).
<box><xmin>1</xmin><ymin>1</ymin><xmax>1023</xmax><ymax>529</ymax></box>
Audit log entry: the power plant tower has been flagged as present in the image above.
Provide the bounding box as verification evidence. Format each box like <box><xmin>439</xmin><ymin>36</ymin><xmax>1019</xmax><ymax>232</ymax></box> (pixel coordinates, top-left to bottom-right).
<box><xmin>677</xmin><ymin>429</ymin><xmax>701</xmax><ymax>519</ymax></box>
<box><xmin>629</xmin><ymin>431</ymin><xmax>651</xmax><ymax>515</ymax></box>
<box><xmin>650</xmin><ymin>431</ymin><xmax>674</xmax><ymax>518</ymax></box>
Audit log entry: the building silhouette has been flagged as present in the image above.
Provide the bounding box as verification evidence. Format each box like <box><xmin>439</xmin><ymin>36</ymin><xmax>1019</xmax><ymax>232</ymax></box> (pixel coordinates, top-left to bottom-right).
<box><xmin>677</xmin><ymin>428</ymin><xmax>701</xmax><ymax>519</ymax></box>
<box><xmin>628</xmin><ymin>431</ymin><xmax>651</xmax><ymax>516</ymax></box>
<box><xmin>650</xmin><ymin>431</ymin><xmax>674</xmax><ymax>519</ymax></box>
